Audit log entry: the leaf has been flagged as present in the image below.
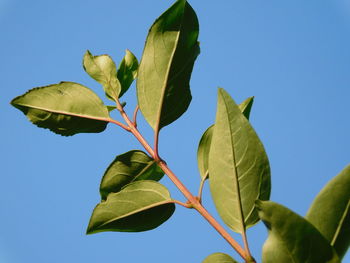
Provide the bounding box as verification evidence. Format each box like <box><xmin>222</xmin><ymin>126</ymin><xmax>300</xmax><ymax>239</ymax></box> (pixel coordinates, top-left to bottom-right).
<box><xmin>238</xmin><ymin>96</ymin><xmax>254</xmax><ymax>120</ymax></box>
<box><xmin>256</xmin><ymin>200</ymin><xmax>340</xmax><ymax>263</ymax></box>
<box><xmin>100</xmin><ymin>150</ymin><xmax>164</xmax><ymax>200</ymax></box>
<box><xmin>137</xmin><ymin>0</ymin><xmax>200</xmax><ymax>131</ymax></box>
<box><xmin>87</xmin><ymin>181</ymin><xmax>175</xmax><ymax>233</ymax></box>
<box><xmin>306</xmin><ymin>164</ymin><xmax>350</xmax><ymax>259</ymax></box>
<box><xmin>197</xmin><ymin>125</ymin><xmax>214</xmax><ymax>180</ymax></box>
<box><xmin>11</xmin><ymin>82</ymin><xmax>110</xmax><ymax>136</ymax></box>
<box><xmin>117</xmin><ymin>49</ymin><xmax>139</xmax><ymax>97</ymax></box>
<box><xmin>83</xmin><ymin>50</ymin><xmax>121</xmax><ymax>101</ymax></box>
<box><xmin>197</xmin><ymin>97</ymin><xmax>254</xmax><ymax>180</ymax></box>
<box><xmin>208</xmin><ymin>89</ymin><xmax>270</xmax><ymax>233</ymax></box>
<box><xmin>202</xmin><ymin>252</ymin><xmax>239</xmax><ymax>263</ymax></box>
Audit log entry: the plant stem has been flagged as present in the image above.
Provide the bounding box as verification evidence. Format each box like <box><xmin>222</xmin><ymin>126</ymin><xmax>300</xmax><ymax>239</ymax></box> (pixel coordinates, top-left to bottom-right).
<box><xmin>114</xmin><ymin>104</ymin><xmax>251</xmax><ymax>262</ymax></box>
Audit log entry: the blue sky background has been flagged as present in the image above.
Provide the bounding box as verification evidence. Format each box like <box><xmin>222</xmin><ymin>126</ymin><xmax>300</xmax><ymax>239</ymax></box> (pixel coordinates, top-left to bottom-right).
<box><xmin>1</xmin><ymin>0</ymin><xmax>350</xmax><ymax>262</ymax></box>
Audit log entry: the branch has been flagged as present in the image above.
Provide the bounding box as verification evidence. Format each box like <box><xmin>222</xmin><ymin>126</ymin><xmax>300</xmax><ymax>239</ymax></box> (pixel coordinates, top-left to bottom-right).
<box><xmin>113</xmin><ymin>100</ymin><xmax>249</xmax><ymax>262</ymax></box>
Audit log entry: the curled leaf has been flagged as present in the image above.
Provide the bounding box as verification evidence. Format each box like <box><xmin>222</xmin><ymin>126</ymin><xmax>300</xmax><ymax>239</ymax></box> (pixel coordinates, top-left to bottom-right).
<box><xmin>257</xmin><ymin>200</ymin><xmax>340</xmax><ymax>263</ymax></box>
<box><xmin>137</xmin><ymin>0</ymin><xmax>200</xmax><ymax>131</ymax></box>
<box><xmin>11</xmin><ymin>82</ymin><xmax>110</xmax><ymax>136</ymax></box>
<box><xmin>306</xmin><ymin>164</ymin><xmax>350</xmax><ymax>259</ymax></box>
<box><xmin>100</xmin><ymin>150</ymin><xmax>164</xmax><ymax>200</ymax></box>
<box><xmin>87</xmin><ymin>181</ymin><xmax>175</xmax><ymax>233</ymax></box>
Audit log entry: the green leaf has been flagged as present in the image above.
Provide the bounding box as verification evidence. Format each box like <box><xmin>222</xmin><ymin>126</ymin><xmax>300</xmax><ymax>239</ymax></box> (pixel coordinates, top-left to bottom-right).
<box><xmin>202</xmin><ymin>252</ymin><xmax>239</xmax><ymax>263</ymax></box>
<box><xmin>256</xmin><ymin>200</ymin><xmax>340</xmax><ymax>263</ymax></box>
<box><xmin>100</xmin><ymin>150</ymin><xmax>164</xmax><ymax>200</ymax></box>
<box><xmin>11</xmin><ymin>82</ymin><xmax>110</xmax><ymax>136</ymax></box>
<box><xmin>238</xmin><ymin>96</ymin><xmax>254</xmax><ymax>120</ymax></box>
<box><xmin>87</xmin><ymin>181</ymin><xmax>175</xmax><ymax>233</ymax></box>
<box><xmin>197</xmin><ymin>97</ymin><xmax>254</xmax><ymax>180</ymax></box>
<box><xmin>83</xmin><ymin>50</ymin><xmax>121</xmax><ymax>101</ymax></box>
<box><xmin>117</xmin><ymin>49</ymin><xmax>139</xmax><ymax>97</ymax></box>
<box><xmin>197</xmin><ymin>125</ymin><xmax>214</xmax><ymax>180</ymax></box>
<box><xmin>208</xmin><ymin>89</ymin><xmax>270</xmax><ymax>233</ymax></box>
<box><xmin>306</xmin><ymin>164</ymin><xmax>350</xmax><ymax>259</ymax></box>
<box><xmin>137</xmin><ymin>0</ymin><xmax>200</xmax><ymax>131</ymax></box>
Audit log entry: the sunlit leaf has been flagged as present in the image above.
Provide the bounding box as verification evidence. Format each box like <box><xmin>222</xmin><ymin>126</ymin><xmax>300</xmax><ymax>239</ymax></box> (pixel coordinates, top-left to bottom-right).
<box><xmin>117</xmin><ymin>49</ymin><xmax>138</xmax><ymax>97</ymax></box>
<box><xmin>137</xmin><ymin>0</ymin><xmax>200</xmax><ymax>131</ymax></box>
<box><xmin>10</xmin><ymin>82</ymin><xmax>110</xmax><ymax>136</ymax></box>
<box><xmin>202</xmin><ymin>252</ymin><xmax>238</xmax><ymax>263</ymax></box>
<box><xmin>197</xmin><ymin>97</ymin><xmax>254</xmax><ymax>180</ymax></box>
<box><xmin>209</xmin><ymin>89</ymin><xmax>270</xmax><ymax>233</ymax></box>
<box><xmin>100</xmin><ymin>150</ymin><xmax>164</xmax><ymax>200</ymax></box>
<box><xmin>257</xmin><ymin>200</ymin><xmax>340</xmax><ymax>263</ymax></box>
<box><xmin>306</xmin><ymin>164</ymin><xmax>350</xmax><ymax>259</ymax></box>
<box><xmin>83</xmin><ymin>50</ymin><xmax>121</xmax><ymax>101</ymax></box>
<box><xmin>87</xmin><ymin>181</ymin><xmax>175</xmax><ymax>233</ymax></box>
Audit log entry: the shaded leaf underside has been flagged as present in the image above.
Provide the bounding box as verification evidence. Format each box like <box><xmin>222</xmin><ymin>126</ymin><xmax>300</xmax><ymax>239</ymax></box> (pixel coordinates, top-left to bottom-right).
<box><xmin>87</xmin><ymin>181</ymin><xmax>175</xmax><ymax>233</ymax></box>
<box><xmin>137</xmin><ymin>0</ymin><xmax>200</xmax><ymax>131</ymax></box>
<box><xmin>11</xmin><ymin>82</ymin><xmax>110</xmax><ymax>136</ymax></box>
<box><xmin>209</xmin><ymin>89</ymin><xmax>270</xmax><ymax>233</ymax></box>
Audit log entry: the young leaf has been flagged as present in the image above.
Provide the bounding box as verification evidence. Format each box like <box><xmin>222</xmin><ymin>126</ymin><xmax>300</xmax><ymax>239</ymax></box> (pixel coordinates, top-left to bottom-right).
<box><xmin>100</xmin><ymin>150</ymin><xmax>164</xmax><ymax>200</ymax></box>
<box><xmin>87</xmin><ymin>181</ymin><xmax>175</xmax><ymax>233</ymax></box>
<box><xmin>10</xmin><ymin>82</ymin><xmax>110</xmax><ymax>136</ymax></box>
<box><xmin>256</xmin><ymin>200</ymin><xmax>340</xmax><ymax>263</ymax></box>
<box><xmin>197</xmin><ymin>125</ymin><xmax>213</xmax><ymax>180</ymax></box>
<box><xmin>209</xmin><ymin>89</ymin><xmax>270</xmax><ymax>233</ymax></box>
<box><xmin>117</xmin><ymin>49</ymin><xmax>139</xmax><ymax>97</ymax></box>
<box><xmin>238</xmin><ymin>96</ymin><xmax>254</xmax><ymax>120</ymax></box>
<box><xmin>197</xmin><ymin>97</ymin><xmax>254</xmax><ymax>180</ymax></box>
<box><xmin>306</xmin><ymin>164</ymin><xmax>350</xmax><ymax>259</ymax></box>
<box><xmin>137</xmin><ymin>0</ymin><xmax>200</xmax><ymax>131</ymax></box>
<box><xmin>83</xmin><ymin>50</ymin><xmax>121</xmax><ymax>101</ymax></box>
<box><xmin>202</xmin><ymin>252</ymin><xmax>238</xmax><ymax>263</ymax></box>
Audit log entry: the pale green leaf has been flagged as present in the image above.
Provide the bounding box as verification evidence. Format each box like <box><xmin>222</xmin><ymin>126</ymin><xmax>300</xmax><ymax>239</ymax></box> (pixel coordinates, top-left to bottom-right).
<box><xmin>197</xmin><ymin>125</ymin><xmax>213</xmax><ymax>180</ymax></box>
<box><xmin>117</xmin><ymin>49</ymin><xmax>138</xmax><ymax>97</ymax></box>
<box><xmin>87</xmin><ymin>181</ymin><xmax>175</xmax><ymax>233</ymax></box>
<box><xmin>209</xmin><ymin>89</ymin><xmax>270</xmax><ymax>233</ymax></box>
<box><xmin>137</xmin><ymin>0</ymin><xmax>200</xmax><ymax>131</ymax></box>
<box><xmin>257</xmin><ymin>200</ymin><xmax>340</xmax><ymax>263</ymax></box>
<box><xmin>197</xmin><ymin>97</ymin><xmax>254</xmax><ymax>180</ymax></box>
<box><xmin>100</xmin><ymin>150</ymin><xmax>164</xmax><ymax>200</ymax></box>
<box><xmin>202</xmin><ymin>252</ymin><xmax>239</xmax><ymax>263</ymax></box>
<box><xmin>11</xmin><ymin>82</ymin><xmax>110</xmax><ymax>136</ymax></box>
<box><xmin>306</xmin><ymin>164</ymin><xmax>350</xmax><ymax>259</ymax></box>
<box><xmin>83</xmin><ymin>50</ymin><xmax>121</xmax><ymax>101</ymax></box>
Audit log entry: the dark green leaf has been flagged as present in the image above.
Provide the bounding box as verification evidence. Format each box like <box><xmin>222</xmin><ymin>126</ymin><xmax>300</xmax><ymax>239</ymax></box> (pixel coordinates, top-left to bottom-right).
<box><xmin>197</xmin><ymin>97</ymin><xmax>254</xmax><ymax>180</ymax></box>
<box><xmin>306</xmin><ymin>164</ymin><xmax>350</xmax><ymax>259</ymax></box>
<box><xmin>11</xmin><ymin>82</ymin><xmax>110</xmax><ymax>136</ymax></box>
<box><xmin>87</xmin><ymin>181</ymin><xmax>175</xmax><ymax>233</ymax></box>
<box><xmin>117</xmin><ymin>49</ymin><xmax>138</xmax><ymax>97</ymax></box>
<box><xmin>137</xmin><ymin>0</ymin><xmax>200</xmax><ymax>131</ymax></box>
<box><xmin>209</xmin><ymin>89</ymin><xmax>270</xmax><ymax>233</ymax></box>
<box><xmin>257</xmin><ymin>200</ymin><xmax>340</xmax><ymax>263</ymax></box>
<box><xmin>202</xmin><ymin>252</ymin><xmax>238</xmax><ymax>263</ymax></box>
<box><xmin>83</xmin><ymin>50</ymin><xmax>121</xmax><ymax>101</ymax></box>
<box><xmin>100</xmin><ymin>150</ymin><xmax>164</xmax><ymax>200</ymax></box>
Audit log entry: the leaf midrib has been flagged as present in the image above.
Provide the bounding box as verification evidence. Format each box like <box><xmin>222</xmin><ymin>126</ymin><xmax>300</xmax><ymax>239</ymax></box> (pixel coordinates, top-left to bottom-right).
<box><xmin>98</xmin><ymin>199</ymin><xmax>172</xmax><ymax>228</ymax></box>
<box><xmin>331</xmin><ymin>199</ymin><xmax>350</xmax><ymax>246</ymax></box>
<box><xmin>154</xmin><ymin>6</ymin><xmax>184</xmax><ymax>132</ymax></box>
<box><xmin>221</xmin><ymin>90</ymin><xmax>246</xmax><ymax>233</ymax></box>
<box><xmin>15</xmin><ymin>104</ymin><xmax>110</xmax><ymax>122</ymax></box>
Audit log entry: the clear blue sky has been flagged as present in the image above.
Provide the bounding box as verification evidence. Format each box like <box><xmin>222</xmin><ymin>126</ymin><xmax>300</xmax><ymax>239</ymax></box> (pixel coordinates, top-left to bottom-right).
<box><xmin>1</xmin><ymin>0</ymin><xmax>350</xmax><ymax>262</ymax></box>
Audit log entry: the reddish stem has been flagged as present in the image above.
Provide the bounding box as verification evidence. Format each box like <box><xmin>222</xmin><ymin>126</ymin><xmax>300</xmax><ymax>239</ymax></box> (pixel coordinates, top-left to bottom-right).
<box><xmin>113</xmin><ymin>101</ymin><xmax>252</xmax><ymax>262</ymax></box>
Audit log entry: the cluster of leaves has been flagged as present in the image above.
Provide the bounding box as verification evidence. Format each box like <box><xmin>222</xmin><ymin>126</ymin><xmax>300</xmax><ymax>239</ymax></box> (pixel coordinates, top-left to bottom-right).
<box><xmin>10</xmin><ymin>0</ymin><xmax>349</xmax><ymax>262</ymax></box>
